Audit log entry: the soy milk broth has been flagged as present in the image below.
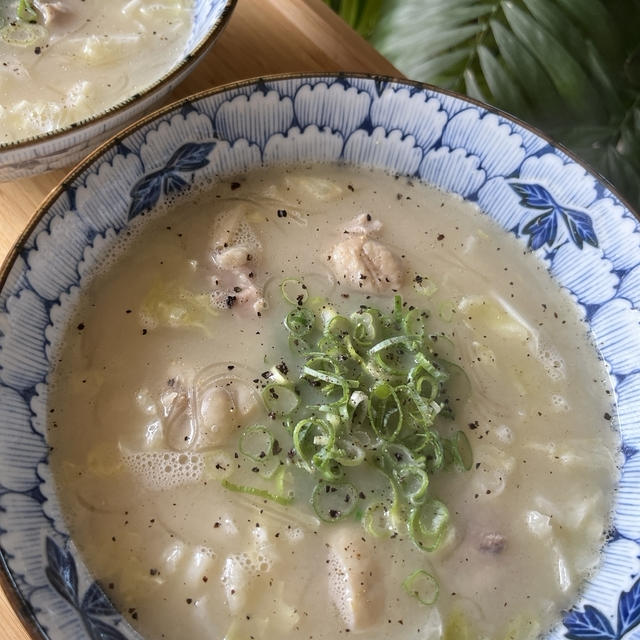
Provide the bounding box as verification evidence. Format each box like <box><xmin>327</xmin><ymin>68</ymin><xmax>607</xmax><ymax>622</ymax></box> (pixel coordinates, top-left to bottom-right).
<box><xmin>48</xmin><ymin>165</ymin><xmax>619</xmax><ymax>640</ymax></box>
<box><xmin>0</xmin><ymin>0</ymin><xmax>192</xmax><ymax>144</ymax></box>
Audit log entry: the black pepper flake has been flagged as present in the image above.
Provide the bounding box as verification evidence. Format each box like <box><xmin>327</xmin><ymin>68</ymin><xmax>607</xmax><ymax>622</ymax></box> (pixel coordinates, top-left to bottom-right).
<box><xmin>34</xmin><ymin>46</ymin><xmax>41</xmax><ymax>54</ymax></box>
<box><xmin>186</xmin><ymin>598</ymin><xmax>193</xmax><ymax>604</ymax></box>
<box><xmin>226</xmin><ymin>295</ymin><xmax>237</xmax><ymax>308</ymax></box>
<box><xmin>141</xmin><ymin>329</ymin><xmax>147</xmax><ymax>335</ymax></box>
<box><xmin>77</xmin><ymin>322</ymin><xmax>85</xmax><ymax>331</ymax></box>
<box><xmin>227</xmin><ymin>364</ymin><xmax>235</xmax><ymax>370</ymax></box>
<box><xmin>604</xmin><ymin>412</ymin><xmax>612</xmax><ymax>421</ymax></box>
<box><xmin>277</xmin><ymin>209</ymin><xmax>288</xmax><ymax>218</ymax></box>
<box><xmin>149</xmin><ymin>568</ymin><xmax>158</xmax><ymax>576</ymax></box>
<box><xmin>230</xmin><ymin>182</ymin><xmax>241</xmax><ymax>190</ymax></box>
<box><xmin>437</xmin><ymin>233</ymin><xmax>445</xmax><ymax>241</ymax></box>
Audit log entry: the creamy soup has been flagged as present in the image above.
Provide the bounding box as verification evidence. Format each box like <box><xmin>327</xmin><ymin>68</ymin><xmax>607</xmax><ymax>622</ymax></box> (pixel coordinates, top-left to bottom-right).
<box><xmin>0</xmin><ymin>0</ymin><xmax>191</xmax><ymax>144</ymax></box>
<box><xmin>48</xmin><ymin>165</ymin><xmax>619</xmax><ymax>640</ymax></box>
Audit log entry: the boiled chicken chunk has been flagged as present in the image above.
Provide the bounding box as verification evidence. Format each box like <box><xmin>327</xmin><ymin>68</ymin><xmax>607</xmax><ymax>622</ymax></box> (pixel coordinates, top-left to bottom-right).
<box><xmin>210</xmin><ymin>205</ymin><xmax>265</xmax><ymax>314</ymax></box>
<box><xmin>34</xmin><ymin>0</ymin><xmax>81</xmax><ymax>33</ymax></box>
<box><xmin>327</xmin><ymin>527</ymin><xmax>384</xmax><ymax>631</ymax></box>
<box><xmin>329</xmin><ymin>214</ymin><xmax>403</xmax><ymax>293</ymax></box>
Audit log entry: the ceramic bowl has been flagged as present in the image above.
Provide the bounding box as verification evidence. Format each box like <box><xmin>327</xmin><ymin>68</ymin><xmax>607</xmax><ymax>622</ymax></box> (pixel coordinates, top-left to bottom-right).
<box><xmin>0</xmin><ymin>0</ymin><xmax>236</xmax><ymax>182</ymax></box>
<box><xmin>1</xmin><ymin>73</ymin><xmax>640</xmax><ymax>640</ymax></box>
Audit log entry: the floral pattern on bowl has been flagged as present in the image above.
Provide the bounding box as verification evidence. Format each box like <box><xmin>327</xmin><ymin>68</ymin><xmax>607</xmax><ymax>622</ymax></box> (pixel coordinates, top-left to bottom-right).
<box><xmin>1</xmin><ymin>73</ymin><xmax>640</xmax><ymax>639</ymax></box>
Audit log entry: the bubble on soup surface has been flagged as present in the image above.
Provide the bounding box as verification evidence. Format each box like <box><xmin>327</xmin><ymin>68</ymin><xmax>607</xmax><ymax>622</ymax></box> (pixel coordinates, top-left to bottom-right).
<box><xmin>285</xmin><ymin>527</ymin><xmax>304</xmax><ymax>543</ymax></box>
<box><xmin>494</xmin><ymin>424</ymin><xmax>514</xmax><ymax>444</ymax></box>
<box><xmin>122</xmin><ymin>450</ymin><xmax>205</xmax><ymax>490</ymax></box>
<box><xmin>537</xmin><ymin>346</ymin><xmax>566</xmax><ymax>381</ymax></box>
<box><xmin>550</xmin><ymin>394</ymin><xmax>570</xmax><ymax>412</ymax></box>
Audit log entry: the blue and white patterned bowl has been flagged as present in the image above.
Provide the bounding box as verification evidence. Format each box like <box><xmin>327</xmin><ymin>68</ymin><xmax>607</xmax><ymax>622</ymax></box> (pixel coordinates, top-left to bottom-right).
<box><xmin>1</xmin><ymin>73</ymin><xmax>640</xmax><ymax>639</ymax></box>
<box><xmin>0</xmin><ymin>0</ymin><xmax>236</xmax><ymax>182</ymax></box>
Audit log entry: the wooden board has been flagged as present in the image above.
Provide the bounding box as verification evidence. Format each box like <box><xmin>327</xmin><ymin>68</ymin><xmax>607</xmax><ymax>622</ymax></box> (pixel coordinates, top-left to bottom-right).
<box><xmin>0</xmin><ymin>0</ymin><xmax>399</xmax><ymax>637</ymax></box>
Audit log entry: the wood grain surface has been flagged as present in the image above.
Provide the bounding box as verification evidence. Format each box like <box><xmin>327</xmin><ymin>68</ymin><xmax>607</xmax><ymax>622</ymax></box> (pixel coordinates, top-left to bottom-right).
<box><xmin>0</xmin><ymin>0</ymin><xmax>399</xmax><ymax>638</ymax></box>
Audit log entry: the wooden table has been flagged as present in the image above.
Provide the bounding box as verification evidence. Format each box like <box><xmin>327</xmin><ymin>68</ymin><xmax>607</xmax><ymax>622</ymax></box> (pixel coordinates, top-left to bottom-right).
<box><xmin>0</xmin><ymin>0</ymin><xmax>399</xmax><ymax>637</ymax></box>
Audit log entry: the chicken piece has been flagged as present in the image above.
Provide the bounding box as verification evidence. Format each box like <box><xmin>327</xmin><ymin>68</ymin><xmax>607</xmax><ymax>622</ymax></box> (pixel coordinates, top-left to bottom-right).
<box><xmin>214</xmin><ymin>245</ymin><xmax>253</xmax><ymax>271</ymax></box>
<box><xmin>33</xmin><ymin>0</ymin><xmax>77</xmax><ymax>29</ymax></box>
<box><xmin>211</xmin><ymin>205</ymin><xmax>262</xmax><ymax>266</ymax></box>
<box><xmin>344</xmin><ymin>213</ymin><xmax>383</xmax><ymax>237</ymax></box>
<box><xmin>330</xmin><ymin>236</ymin><xmax>403</xmax><ymax>293</ymax></box>
<box><xmin>329</xmin><ymin>214</ymin><xmax>403</xmax><ymax>293</ymax></box>
<box><xmin>210</xmin><ymin>206</ymin><xmax>265</xmax><ymax>314</ymax></box>
<box><xmin>478</xmin><ymin>532</ymin><xmax>506</xmax><ymax>554</ymax></box>
<box><xmin>327</xmin><ymin>527</ymin><xmax>384</xmax><ymax>631</ymax></box>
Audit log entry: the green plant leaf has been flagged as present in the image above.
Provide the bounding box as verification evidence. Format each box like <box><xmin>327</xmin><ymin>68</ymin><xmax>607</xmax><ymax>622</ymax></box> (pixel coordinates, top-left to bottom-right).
<box><xmin>489</xmin><ymin>19</ymin><xmax>559</xmax><ymax>117</ymax></box>
<box><xmin>501</xmin><ymin>2</ymin><xmax>603</xmax><ymax>121</ymax></box>
<box><xmin>463</xmin><ymin>67</ymin><xmax>489</xmax><ymax>103</ymax></box>
<box><xmin>477</xmin><ymin>44</ymin><xmax>531</xmax><ymax>118</ymax></box>
<box><xmin>553</xmin><ymin>0</ymin><xmax>622</xmax><ymax>61</ymax></box>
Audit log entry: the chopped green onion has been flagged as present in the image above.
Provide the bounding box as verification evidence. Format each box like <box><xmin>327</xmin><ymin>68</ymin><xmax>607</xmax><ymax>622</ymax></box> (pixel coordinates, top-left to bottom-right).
<box><xmin>221</xmin><ymin>477</ymin><xmax>293</xmax><ymax>506</ymax></box>
<box><xmin>285</xmin><ymin>307</ymin><xmax>315</xmax><ymax>337</ymax></box>
<box><xmin>293</xmin><ymin>417</ymin><xmax>336</xmax><ymax>470</ymax></box>
<box><xmin>332</xmin><ymin>439</ymin><xmax>366</xmax><ymax>466</ymax></box>
<box><xmin>363</xmin><ymin>502</ymin><xmax>394</xmax><ymax>538</ymax></box>
<box><xmin>311</xmin><ymin>480</ymin><xmax>358</xmax><ymax>522</ymax></box>
<box><xmin>262</xmin><ymin>383</ymin><xmax>299</xmax><ymax>416</ymax></box>
<box><xmin>451</xmin><ymin>430</ymin><xmax>473</xmax><ymax>471</ymax></box>
<box><xmin>368</xmin><ymin>383</ymin><xmax>403</xmax><ymax>441</ymax></box>
<box><xmin>281</xmin><ymin>278</ymin><xmax>308</xmax><ymax>306</ymax></box>
<box><xmin>413</xmin><ymin>276</ymin><xmax>438</xmax><ymax>298</ymax></box>
<box><xmin>17</xmin><ymin>0</ymin><xmax>38</xmax><ymax>22</ymax></box>
<box><xmin>403</xmin><ymin>570</ymin><xmax>439</xmax><ymax>605</ymax></box>
<box><xmin>394</xmin><ymin>465</ymin><xmax>429</xmax><ymax>505</ymax></box>
<box><xmin>408</xmin><ymin>498</ymin><xmax>449</xmax><ymax>552</ymax></box>
<box><xmin>438</xmin><ymin>299</ymin><xmax>457</xmax><ymax>322</ymax></box>
<box><xmin>403</xmin><ymin>308</ymin><xmax>427</xmax><ymax>337</ymax></box>
<box><xmin>0</xmin><ymin>22</ymin><xmax>46</xmax><ymax>45</ymax></box>
<box><xmin>239</xmin><ymin>425</ymin><xmax>275</xmax><ymax>461</ymax></box>
<box><xmin>225</xmin><ymin>287</ymin><xmax>471</xmax><ymax>583</ymax></box>
<box><xmin>351</xmin><ymin>310</ymin><xmax>378</xmax><ymax>345</ymax></box>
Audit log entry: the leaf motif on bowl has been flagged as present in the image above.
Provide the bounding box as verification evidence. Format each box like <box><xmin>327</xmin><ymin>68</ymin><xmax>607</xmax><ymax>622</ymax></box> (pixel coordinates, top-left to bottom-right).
<box><xmin>128</xmin><ymin>141</ymin><xmax>216</xmax><ymax>220</ymax></box>
<box><xmin>510</xmin><ymin>182</ymin><xmax>598</xmax><ymax>250</ymax></box>
<box><xmin>45</xmin><ymin>537</ymin><xmax>127</xmax><ymax>640</ymax></box>
<box><xmin>564</xmin><ymin>576</ymin><xmax>640</xmax><ymax>639</ymax></box>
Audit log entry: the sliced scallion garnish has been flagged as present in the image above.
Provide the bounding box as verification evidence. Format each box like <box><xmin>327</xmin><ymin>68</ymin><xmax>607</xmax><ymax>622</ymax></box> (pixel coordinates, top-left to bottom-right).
<box><xmin>17</xmin><ymin>0</ymin><xmax>38</xmax><ymax>22</ymax></box>
<box><xmin>403</xmin><ymin>569</ymin><xmax>439</xmax><ymax>605</ymax></box>
<box><xmin>311</xmin><ymin>480</ymin><xmax>359</xmax><ymax>522</ymax></box>
<box><xmin>221</xmin><ymin>280</ymin><xmax>472</xmax><ymax>564</ymax></box>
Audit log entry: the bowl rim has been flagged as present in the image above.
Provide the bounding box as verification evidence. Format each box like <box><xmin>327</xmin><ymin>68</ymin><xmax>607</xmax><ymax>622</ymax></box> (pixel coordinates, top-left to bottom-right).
<box><xmin>0</xmin><ymin>0</ymin><xmax>238</xmax><ymax>154</ymax></box>
<box><xmin>0</xmin><ymin>70</ymin><xmax>637</xmax><ymax>640</ymax></box>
